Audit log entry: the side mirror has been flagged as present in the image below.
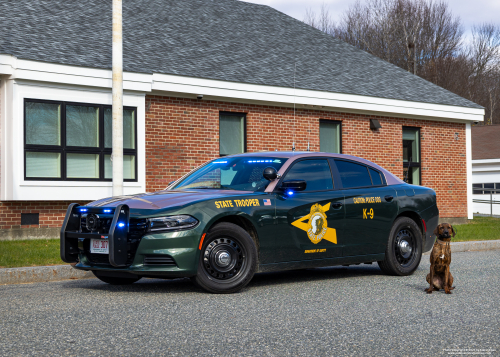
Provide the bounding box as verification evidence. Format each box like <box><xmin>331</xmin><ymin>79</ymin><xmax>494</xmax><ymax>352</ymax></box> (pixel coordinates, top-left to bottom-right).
<box><xmin>263</xmin><ymin>166</ymin><xmax>278</xmax><ymax>181</ymax></box>
<box><xmin>281</xmin><ymin>180</ymin><xmax>306</xmax><ymax>192</ymax></box>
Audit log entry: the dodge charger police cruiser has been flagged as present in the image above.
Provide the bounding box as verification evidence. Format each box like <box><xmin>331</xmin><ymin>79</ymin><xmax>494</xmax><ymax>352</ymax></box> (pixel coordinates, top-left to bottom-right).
<box><xmin>61</xmin><ymin>152</ymin><xmax>439</xmax><ymax>293</ymax></box>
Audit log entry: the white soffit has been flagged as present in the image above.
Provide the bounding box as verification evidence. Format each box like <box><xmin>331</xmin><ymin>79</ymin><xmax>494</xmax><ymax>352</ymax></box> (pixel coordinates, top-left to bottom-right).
<box><xmin>0</xmin><ymin>55</ymin><xmax>485</xmax><ymax>123</ymax></box>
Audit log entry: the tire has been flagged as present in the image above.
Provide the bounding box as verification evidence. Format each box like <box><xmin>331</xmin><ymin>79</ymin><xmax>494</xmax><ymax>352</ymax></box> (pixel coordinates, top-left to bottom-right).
<box><xmin>194</xmin><ymin>222</ymin><xmax>257</xmax><ymax>294</ymax></box>
<box><xmin>92</xmin><ymin>271</ymin><xmax>142</xmax><ymax>285</ymax></box>
<box><xmin>378</xmin><ymin>216</ymin><xmax>423</xmax><ymax>276</ymax></box>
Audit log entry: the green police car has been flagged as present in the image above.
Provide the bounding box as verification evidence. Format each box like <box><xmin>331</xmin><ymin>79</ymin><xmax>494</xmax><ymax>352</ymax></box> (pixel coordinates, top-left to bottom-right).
<box><xmin>61</xmin><ymin>152</ymin><xmax>439</xmax><ymax>293</ymax></box>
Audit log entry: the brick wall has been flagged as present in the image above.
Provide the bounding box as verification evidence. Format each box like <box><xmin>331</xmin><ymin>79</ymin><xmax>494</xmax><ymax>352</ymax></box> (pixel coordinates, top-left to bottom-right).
<box><xmin>145</xmin><ymin>95</ymin><xmax>466</xmax><ymax>218</ymax></box>
<box><xmin>0</xmin><ymin>94</ymin><xmax>467</xmax><ymax>230</ymax></box>
<box><xmin>0</xmin><ymin>201</ymin><xmax>90</xmax><ymax>230</ymax></box>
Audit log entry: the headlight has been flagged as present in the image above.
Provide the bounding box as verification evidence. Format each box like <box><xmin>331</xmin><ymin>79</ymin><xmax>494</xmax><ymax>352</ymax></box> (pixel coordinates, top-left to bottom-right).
<box><xmin>147</xmin><ymin>215</ymin><xmax>199</xmax><ymax>232</ymax></box>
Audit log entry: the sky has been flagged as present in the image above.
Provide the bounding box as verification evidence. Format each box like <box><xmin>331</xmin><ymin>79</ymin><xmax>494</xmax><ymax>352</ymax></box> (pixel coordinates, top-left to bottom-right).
<box><xmin>241</xmin><ymin>0</ymin><xmax>500</xmax><ymax>36</ymax></box>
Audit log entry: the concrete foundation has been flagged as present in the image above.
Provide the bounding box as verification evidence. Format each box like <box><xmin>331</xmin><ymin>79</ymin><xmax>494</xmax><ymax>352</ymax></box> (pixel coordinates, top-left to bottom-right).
<box><xmin>0</xmin><ymin>228</ymin><xmax>59</xmax><ymax>241</ymax></box>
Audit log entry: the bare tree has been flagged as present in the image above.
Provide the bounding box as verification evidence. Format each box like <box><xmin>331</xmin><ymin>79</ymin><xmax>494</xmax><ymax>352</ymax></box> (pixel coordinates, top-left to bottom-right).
<box><xmin>303</xmin><ymin>3</ymin><xmax>335</xmax><ymax>35</ymax></box>
<box><xmin>304</xmin><ymin>0</ymin><xmax>500</xmax><ymax>124</ymax></box>
<box><xmin>465</xmin><ymin>24</ymin><xmax>500</xmax><ymax>124</ymax></box>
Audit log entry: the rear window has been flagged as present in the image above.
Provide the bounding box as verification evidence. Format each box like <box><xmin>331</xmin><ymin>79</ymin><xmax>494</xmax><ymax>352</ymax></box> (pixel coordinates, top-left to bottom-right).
<box><xmin>335</xmin><ymin>160</ymin><xmax>372</xmax><ymax>189</ymax></box>
<box><xmin>368</xmin><ymin>167</ymin><xmax>383</xmax><ymax>186</ymax></box>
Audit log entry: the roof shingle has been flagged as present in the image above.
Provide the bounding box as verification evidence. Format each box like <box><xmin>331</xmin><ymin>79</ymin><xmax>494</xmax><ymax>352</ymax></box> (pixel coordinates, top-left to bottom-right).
<box><xmin>0</xmin><ymin>0</ymin><xmax>482</xmax><ymax>109</ymax></box>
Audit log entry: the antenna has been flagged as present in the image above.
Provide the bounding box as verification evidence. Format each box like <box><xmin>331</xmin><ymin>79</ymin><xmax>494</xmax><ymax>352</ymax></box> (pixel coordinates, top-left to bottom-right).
<box><xmin>292</xmin><ymin>62</ymin><xmax>296</xmax><ymax>152</ymax></box>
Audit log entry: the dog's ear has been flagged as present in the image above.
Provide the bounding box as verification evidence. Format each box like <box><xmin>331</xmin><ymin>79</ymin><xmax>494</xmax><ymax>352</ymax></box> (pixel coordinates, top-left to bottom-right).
<box><xmin>433</xmin><ymin>224</ymin><xmax>440</xmax><ymax>236</ymax></box>
<box><xmin>451</xmin><ymin>225</ymin><xmax>456</xmax><ymax>237</ymax></box>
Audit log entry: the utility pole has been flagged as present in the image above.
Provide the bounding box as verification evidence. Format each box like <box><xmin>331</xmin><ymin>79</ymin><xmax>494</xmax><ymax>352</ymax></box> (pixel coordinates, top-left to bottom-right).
<box><xmin>112</xmin><ymin>0</ymin><xmax>123</xmax><ymax>196</ymax></box>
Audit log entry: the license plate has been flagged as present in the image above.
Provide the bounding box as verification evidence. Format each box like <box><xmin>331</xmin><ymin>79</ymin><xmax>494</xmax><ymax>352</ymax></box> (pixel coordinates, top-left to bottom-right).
<box><xmin>90</xmin><ymin>239</ymin><xmax>109</xmax><ymax>254</ymax></box>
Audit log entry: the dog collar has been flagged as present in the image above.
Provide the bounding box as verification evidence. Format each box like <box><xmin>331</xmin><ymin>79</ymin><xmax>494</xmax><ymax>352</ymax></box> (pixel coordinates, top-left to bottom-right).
<box><xmin>436</xmin><ymin>239</ymin><xmax>451</xmax><ymax>246</ymax></box>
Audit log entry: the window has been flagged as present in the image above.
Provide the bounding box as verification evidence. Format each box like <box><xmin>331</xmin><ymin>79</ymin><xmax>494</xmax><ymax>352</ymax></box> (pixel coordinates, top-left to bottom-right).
<box><xmin>219</xmin><ymin>112</ymin><xmax>246</xmax><ymax>156</ymax></box>
<box><xmin>283</xmin><ymin>159</ymin><xmax>334</xmax><ymax>191</ymax></box>
<box><xmin>335</xmin><ymin>160</ymin><xmax>373</xmax><ymax>189</ymax></box>
<box><xmin>320</xmin><ymin>120</ymin><xmax>341</xmax><ymax>153</ymax></box>
<box><xmin>368</xmin><ymin>167</ymin><xmax>383</xmax><ymax>186</ymax></box>
<box><xmin>173</xmin><ymin>157</ymin><xmax>286</xmax><ymax>192</ymax></box>
<box><xmin>24</xmin><ymin>99</ymin><xmax>137</xmax><ymax>181</ymax></box>
<box><xmin>473</xmin><ymin>183</ymin><xmax>483</xmax><ymax>194</ymax></box>
<box><xmin>403</xmin><ymin>127</ymin><xmax>420</xmax><ymax>185</ymax></box>
<box><xmin>473</xmin><ymin>183</ymin><xmax>500</xmax><ymax>194</ymax></box>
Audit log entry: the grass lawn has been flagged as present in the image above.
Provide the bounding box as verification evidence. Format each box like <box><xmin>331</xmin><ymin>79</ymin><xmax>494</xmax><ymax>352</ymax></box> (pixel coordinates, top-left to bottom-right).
<box><xmin>0</xmin><ymin>239</ymin><xmax>65</xmax><ymax>268</ymax></box>
<box><xmin>453</xmin><ymin>216</ymin><xmax>500</xmax><ymax>242</ymax></box>
<box><xmin>0</xmin><ymin>217</ymin><xmax>499</xmax><ymax>268</ymax></box>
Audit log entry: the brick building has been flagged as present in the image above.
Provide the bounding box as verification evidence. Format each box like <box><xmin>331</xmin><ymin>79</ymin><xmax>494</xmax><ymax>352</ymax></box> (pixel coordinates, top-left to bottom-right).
<box><xmin>471</xmin><ymin>125</ymin><xmax>500</xmax><ymax>216</ymax></box>
<box><xmin>0</xmin><ymin>0</ymin><xmax>484</xmax><ymax>239</ymax></box>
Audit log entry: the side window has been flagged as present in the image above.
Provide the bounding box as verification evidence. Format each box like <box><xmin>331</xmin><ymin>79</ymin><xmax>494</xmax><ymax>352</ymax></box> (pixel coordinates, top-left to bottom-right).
<box><xmin>335</xmin><ymin>160</ymin><xmax>372</xmax><ymax>189</ymax></box>
<box><xmin>283</xmin><ymin>159</ymin><xmax>333</xmax><ymax>191</ymax></box>
<box><xmin>368</xmin><ymin>167</ymin><xmax>383</xmax><ymax>186</ymax></box>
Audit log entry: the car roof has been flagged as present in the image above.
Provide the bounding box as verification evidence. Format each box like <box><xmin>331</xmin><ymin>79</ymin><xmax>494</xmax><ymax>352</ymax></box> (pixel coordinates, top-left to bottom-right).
<box><xmin>225</xmin><ymin>151</ymin><xmax>404</xmax><ymax>188</ymax></box>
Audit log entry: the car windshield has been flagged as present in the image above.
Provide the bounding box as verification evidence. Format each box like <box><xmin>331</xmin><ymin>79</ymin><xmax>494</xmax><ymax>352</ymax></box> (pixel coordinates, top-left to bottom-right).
<box><xmin>171</xmin><ymin>157</ymin><xmax>287</xmax><ymax>192</ymax></box>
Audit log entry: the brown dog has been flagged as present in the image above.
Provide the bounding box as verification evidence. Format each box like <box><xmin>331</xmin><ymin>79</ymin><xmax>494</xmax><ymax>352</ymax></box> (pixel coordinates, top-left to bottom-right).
<box><xmin>425</xmin><ymin>223</ymin><xmax>456</xmax><ymax>294</ymax></box>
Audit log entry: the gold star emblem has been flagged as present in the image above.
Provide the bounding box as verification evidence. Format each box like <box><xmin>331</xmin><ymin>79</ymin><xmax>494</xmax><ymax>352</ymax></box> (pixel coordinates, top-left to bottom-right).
<box><xmin>291</xmin><ymin>203</ymin><xmax>337</xmax><ymax>244</ymax></box>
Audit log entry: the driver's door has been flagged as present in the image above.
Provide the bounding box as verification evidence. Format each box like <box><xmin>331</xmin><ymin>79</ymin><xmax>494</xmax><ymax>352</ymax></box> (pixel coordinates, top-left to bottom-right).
<box><xmin>273</xmin><ymin>159</ymin><xmax>345</xmax><ymax>263</ymax></box>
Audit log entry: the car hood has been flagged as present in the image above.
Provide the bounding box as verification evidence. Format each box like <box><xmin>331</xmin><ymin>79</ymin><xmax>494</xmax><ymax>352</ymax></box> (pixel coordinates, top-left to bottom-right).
<box><xmin>87</xmin><ymin>189</ymin><xmax>255</xmax><ymax>210</ymax></box>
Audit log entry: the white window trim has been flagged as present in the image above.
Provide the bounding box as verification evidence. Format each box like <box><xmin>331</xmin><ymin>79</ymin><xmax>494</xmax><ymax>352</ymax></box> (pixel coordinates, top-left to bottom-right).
<box><xmin>1</xmin><ymin>79</ymin><xmax>146</xmax><ymax>200</ymax></box>
<box><xmin>466</xmin><ymin>123</ymin><xmax>473</xmax><ymax>219</ymax></box>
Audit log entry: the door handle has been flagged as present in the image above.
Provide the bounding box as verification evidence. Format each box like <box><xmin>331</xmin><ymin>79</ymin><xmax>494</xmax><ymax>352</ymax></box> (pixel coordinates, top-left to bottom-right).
<box><xmin>332</xmin><ymin>202</ymin><xmax>343</xmax><ymax>209</ymax></box>
<box><xmin>384</xmin><ymin>195</ymin><xmax>394</xmax><ymax>202</ymax></box>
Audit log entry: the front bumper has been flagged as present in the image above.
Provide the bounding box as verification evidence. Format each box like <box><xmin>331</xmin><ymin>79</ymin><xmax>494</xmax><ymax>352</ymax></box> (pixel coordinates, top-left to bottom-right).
<box><xmin>74</xmin><ymin>228</ymin><xmax>202</xmax><ymax>278</ymax></box>
<box><xmin>61</xmin><ymin>203</ymin><xmax>203</xmax><ymax>278</ymax></box>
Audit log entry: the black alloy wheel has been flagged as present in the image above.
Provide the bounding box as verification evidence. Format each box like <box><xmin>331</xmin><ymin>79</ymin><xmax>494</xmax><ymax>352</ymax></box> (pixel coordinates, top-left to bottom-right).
<box><xmin>202</xmin><ymin>237</ymin><xmax>245</xmax><ymax>280</ymax></box>
<box><xmin>394</xmin><ymin>228</ymin><xmax>417</xmax><ymax>268</ymax></box>
<box><xmin>378</xmin><ymin>216</ymin><xmax>422</xmax><ymax>276</ymax></box>
<box><xmin>194</xmin><ymin>222</ymin><xmax>257</xmax><ymax>294</ymax></box>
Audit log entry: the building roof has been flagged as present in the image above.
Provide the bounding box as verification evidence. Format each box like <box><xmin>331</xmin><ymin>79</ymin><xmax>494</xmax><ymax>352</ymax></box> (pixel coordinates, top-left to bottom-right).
<box><xmin>0</xmin><ymin>0</ymin><xmax>481</xmax><ymax>109</ymax></box>
<box><xmin>472</xmin><ymin>125</ymin><xmax>500</xmax><ymax>160</ymax></box>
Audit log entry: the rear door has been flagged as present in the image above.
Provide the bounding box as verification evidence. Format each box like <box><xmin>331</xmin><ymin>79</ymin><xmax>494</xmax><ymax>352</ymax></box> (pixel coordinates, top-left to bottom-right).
<box><xmin>274</xmin><ymin>158</ymin><xmax>345</xmax><ymax>262</ymax></box>
<box><xmin>332</xmin><ymin>159</ymin><xmax>398</xmax><ymax>257</ymax></box>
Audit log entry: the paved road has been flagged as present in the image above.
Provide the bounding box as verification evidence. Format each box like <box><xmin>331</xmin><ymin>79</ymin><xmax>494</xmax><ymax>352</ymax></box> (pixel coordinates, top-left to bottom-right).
<box><xmin>1</xmin><ymin>250</ymin><xmax>499</xmax><ymax>357</ymax></box>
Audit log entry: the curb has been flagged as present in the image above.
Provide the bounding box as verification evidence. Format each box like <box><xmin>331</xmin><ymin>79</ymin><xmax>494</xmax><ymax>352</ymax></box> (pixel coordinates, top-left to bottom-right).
<box><xmin>1</xmin><ymin>240</ymin><xmax>500</xmax><ymax>285</ymax></box>
<box><xmin>0</xmin><ymin>265</ymin><xmax>94</xmax><ymax>285</ymax></box>
<box><xmin>423</xmin><ymin>239</ymin><xmax>500</xmax><ymax>255</ymax></box>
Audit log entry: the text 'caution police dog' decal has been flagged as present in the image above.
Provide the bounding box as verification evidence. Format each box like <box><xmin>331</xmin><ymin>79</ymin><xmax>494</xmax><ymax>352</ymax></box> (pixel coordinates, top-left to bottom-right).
<box><xmin>291</xmin><ymin>203</ymin><xmax>337</xmax><ymax>244</ymax></box>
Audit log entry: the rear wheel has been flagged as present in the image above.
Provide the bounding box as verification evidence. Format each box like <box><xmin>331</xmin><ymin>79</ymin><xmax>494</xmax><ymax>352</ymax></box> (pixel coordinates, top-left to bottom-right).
<box><xmin>378</xmin><ymin>217</ymin><xmax>422</xmax><ymax>276</ymax></box>
<box><xmin>92</xmin><ymin>271</ymin><xmax>141</xmax><ymax>285</ymax></box>
<box><xmin>194</xmin><ymin>222</ymin><xmax>257</xmax><ymax>294</ymax></box>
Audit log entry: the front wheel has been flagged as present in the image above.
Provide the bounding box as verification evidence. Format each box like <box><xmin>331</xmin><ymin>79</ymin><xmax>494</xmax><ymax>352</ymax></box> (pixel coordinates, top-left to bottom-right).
<box><xmin>378</xmin><ymin>217</ymin><xmax>422</xmax><ymax>276</ymax></box>
<box><xmin>194</xmin><ymin>222</ymin><xmax>257</xmax><ymax>294</ymax></box>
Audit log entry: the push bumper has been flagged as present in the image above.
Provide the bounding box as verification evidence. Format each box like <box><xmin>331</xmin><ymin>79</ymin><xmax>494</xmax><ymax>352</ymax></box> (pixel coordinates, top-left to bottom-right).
<box><xmin>73</xmin><ymin>226</ymin><xmax>203</xmax><ymax>278</ymax></box>
<box><xmin>61</xmin><ymin>203</ymin><xmax>203</xmax><ymax>278</ymax></box>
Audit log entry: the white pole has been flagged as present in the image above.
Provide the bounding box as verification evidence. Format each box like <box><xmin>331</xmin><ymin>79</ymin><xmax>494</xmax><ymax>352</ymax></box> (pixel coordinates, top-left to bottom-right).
<box><xmin>112</xmin><ymin>0</ymin><xmax>123</xmax><ymax>196</ymax></box>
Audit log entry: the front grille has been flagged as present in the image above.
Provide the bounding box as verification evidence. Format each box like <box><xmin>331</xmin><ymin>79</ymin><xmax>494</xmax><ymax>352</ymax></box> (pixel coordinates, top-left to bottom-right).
<box><xmin>144</xmin><ymin>255</ymin><xmax>176</xmax><ymax>266</ymax></box>
<box><xmin>130</xmin><ymin>218</ymin><xmax>148</xmax><ymax>234</ymax></box>
<box><xmin>83</xmin><ymin>218</ymin><xmax>149</xmax><ymax>266</ymax></box>
<box><xmin>80</xmin><ymin>214</ymin><xmax>113</xmax><ymax>234</ymax></box>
